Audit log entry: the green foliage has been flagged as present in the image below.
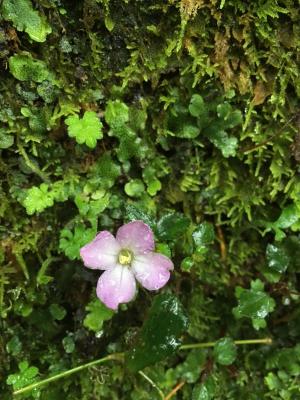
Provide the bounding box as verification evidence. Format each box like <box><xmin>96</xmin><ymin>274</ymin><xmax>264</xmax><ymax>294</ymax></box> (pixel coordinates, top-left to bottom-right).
<box><xmin>266</xmin><ymin>243</ymin><xmax>290</xmax><ymax>273</ymax></box>
<box><xmin>0</xmin><ymin>129</ymin><xmax>14</xmax><ymax>149</ymax></box>
<box><xmin>233</xmin><ymin>280</ymin><xmax>276</xmax><ymax>330</ymax></box>
<box><xmin>156</xmin><ymin>213</ymin><xmax>190</xmax><ymax>241</ymax></box>
<box><xmin>192</xmin><ymin>377</ymin><xmax>216</xmax><ymax>400</ymax></box>
<box><xmin>165</xmin><ymin>92</ymin><xmax>242</xmax><ymax>157</ymax></box>
<box><xmin>124</xmin><ymin>179</ymin><xmax>145</xmax><ymax>198</ymax></box>
<box><xmin>1</xmin><ymin>0</ymin><xmax>300</xmax><ymax>398</ymax></box>
<box><xmin>213</xmin><ymin>337</ymin><xmax>237</xmax><ymax>366</ymax></box>
<box><xmin>192</xmin><ymin>222</ymin><xmax>215</xmax><ymax>247</ymax></box>
<box><xmin>62</xmin><ymin>335</ymin><xmax>75</xmax><ymax>353</ymax></box>
<box><xmin>264</xmin><ymin>204</ymin><xmax>300</xmax><ymax>241</ymax></box>
<box><xmin>65</xmin><ymin>111</ymin><xmax>103</xmax><ymax>148</ymax></box>
<box><xmin>23</xmin><ymin>183</ymin><xmax>54</xmax><ymax>215</ymax></box>
<box><xmin>6</xmin><ymin>361</ymin><xmax>39</xmax><ymax>391</ymax></box>
<box><xmin>9</xmin><ymin>54</ymin><xmax>53</xmax><ymax>82</ymax></box>
<box><xmin>49</xmin><ymin>304</ymin><xmax>66</xmax><ymax>321</ymax></box>
<box><xmin>126</xmin><ymin>293</ymin><xmax>188</xmax><ymax>372</ymax></box>
<box><xmin>6</xmin><ymin>336</ymin><xmax>22</xmax><ymax>356</ymax></box>
<box><xmin>83</xmin><ymin>298</ymin><xmax>114</xmax><ymax>332</ymax></box>
<box><xmin>59</xmin><ymin>223</ymin><xmax>96</xmax><ymax>260</ymax></box>
<box><xmin>2</xmin><ymin>0</ymin><xmax>52</xmax><ymax>42</ymax></box>
<box><xmin>23</xmin><ymin>181</ymin><xmax>68</xmax><ymax>215</ymax></box>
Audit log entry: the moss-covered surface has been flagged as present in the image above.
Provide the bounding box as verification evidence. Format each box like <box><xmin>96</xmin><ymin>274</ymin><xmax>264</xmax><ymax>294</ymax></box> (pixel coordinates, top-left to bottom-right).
<box><xmin>1</xmin><ymin>0</ymin><xmax>300</xmax><ymax>398</ymax></box>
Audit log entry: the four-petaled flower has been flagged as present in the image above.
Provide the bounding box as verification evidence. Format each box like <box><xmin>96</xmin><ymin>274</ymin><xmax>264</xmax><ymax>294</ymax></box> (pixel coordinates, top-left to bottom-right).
<box><xmin>80</xmin><ymin>221</ymin><xmax>173</xmax><ymax>310</ymax></box>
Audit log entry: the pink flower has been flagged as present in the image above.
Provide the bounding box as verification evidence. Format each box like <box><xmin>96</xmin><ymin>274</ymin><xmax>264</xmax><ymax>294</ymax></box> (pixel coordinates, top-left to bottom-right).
<box><xmin>80</xmin><ymin>221</ymin><xmax>173</xmax><ymax>310</ymax></box>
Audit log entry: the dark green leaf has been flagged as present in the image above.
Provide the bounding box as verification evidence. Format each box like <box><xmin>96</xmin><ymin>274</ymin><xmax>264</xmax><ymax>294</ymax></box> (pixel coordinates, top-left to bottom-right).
<box><xmin>213</xmin><ymin>337</ymin><xmax>237</xmax><ymax>365</ymax></box>
<box><xmin>49</xmin><ymin>304</ymin><xmax>67</xmax><ymax>321</ymax></box>
<box><xmin>205</xmin><ymin>125</ymin><xmax>238</xmax><ymax>158</ymax></box>
<box><xmin>126</xmin><ymin>293</ymin><xmax>188</xmax><ymax>372</ymax></box>
<box><xmin>157</xmin><ymin>213</ymin><xmax>190</xmax><ymax>240</ymax></box>
<box><xmin>125</xmin><ymin>204</ymin><xmax>155</xmax><ymax>229</ymax></box>
<box><xmin>266</xmin><ymin>243</ymin><xmax>290</xmax><ymax>273</ymax></box>
<box><xmin>192</xmin><ymin>377</ymin><xmax>216</xmax><ymax>400</ymax></box>
<box><xmin>233</xmin><ymin>279</ymin><xmax>276</xmax><ymax>330</ymax></box>
<box><xmin>6</xmin><ymin>336</ymin><xmax>22</xmax><ymax>356</ymax></box>
<box><xmin>192</xmin><ymin>222</ymin><xmax>215</xmax><ymax>247</ymax></box>
<box><xmin>189</xmin><ymin>94</ymin><xmax>205</xmax><ymax>117</ymax></box>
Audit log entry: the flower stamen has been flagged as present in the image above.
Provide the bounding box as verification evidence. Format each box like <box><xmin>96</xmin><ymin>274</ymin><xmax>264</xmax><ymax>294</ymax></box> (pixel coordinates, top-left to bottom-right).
<box><xmin>118</xmin><ymin>249</ymin><xmax>133</xmax><ymax>265</ymax></box>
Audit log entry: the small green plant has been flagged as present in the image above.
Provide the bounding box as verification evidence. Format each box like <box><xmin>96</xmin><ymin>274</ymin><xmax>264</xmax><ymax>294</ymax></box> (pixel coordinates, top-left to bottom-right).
<box><xmin>2</xmin><ymin>0</ymin><xmax>52</xmax><ymax>42</ymax></box>
<box><xmin>65</xmin><ymin>111</ymin><xmax>103</xmax><ymax>148</ymax></box>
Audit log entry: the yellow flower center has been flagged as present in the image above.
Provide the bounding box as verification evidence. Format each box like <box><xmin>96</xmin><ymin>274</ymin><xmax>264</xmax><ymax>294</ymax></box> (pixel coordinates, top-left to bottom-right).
<box><xmin>118</xmin><ymin>249</ymin><xmax>133</xmax><ymax>265</ymax></box>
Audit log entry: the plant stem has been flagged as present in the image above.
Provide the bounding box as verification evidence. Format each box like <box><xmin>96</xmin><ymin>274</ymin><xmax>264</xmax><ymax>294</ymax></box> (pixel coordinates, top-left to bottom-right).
<box><xmin>179</xmin><ymin>337</ymin><xmax>272</xmax><ymax>350</ymax></box>
<box><xmin>138</xmin><ymin>371</ymin><xmax>165</xmax><ymax>399</ymax></box>
<box><xmin>13</xmin><ymin>338</ymin><xmax>272</xmax><ymax>396</ymax></box>
<box><xmin>17</xmin><ymin>139</ymin><xmax>49</xmax><ymax>183</ymax></box>
<box><xmin>13</xmin><ymin>353</ymin><xmax>124</xmax><ymax>396</ymax></box>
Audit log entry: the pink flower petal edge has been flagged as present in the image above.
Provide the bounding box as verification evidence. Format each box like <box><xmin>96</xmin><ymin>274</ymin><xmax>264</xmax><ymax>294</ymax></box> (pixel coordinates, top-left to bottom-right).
<box><xmin>132</xmin><ymin>252</ymin><xmax>173</xmax><ymax>291</ymax></box>
<box><xmin>96</xmin><ymin>265</ymin><xmax>136</xmax><ymax>310</ymax></box>
<box><xmin>80</xmin><ymin>231</ymin><xmax>120</xmax><ymax>270</ymax></box>
<box><xmin>116</xmin><ymin>221</ymin><xmax>155</xmax><ymax>255</ymax></box>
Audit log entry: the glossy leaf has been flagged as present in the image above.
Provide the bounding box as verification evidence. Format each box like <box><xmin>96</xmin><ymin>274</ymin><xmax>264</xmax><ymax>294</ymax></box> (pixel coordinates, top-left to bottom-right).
<box><xmin>192</xmin><ymin>377</ymin><xmax>216</xmax><ymax>400</ymax></box>
<box><xmin>192</xmin><ymin>222</ymin><xmax>215</xmax><ymax>247</ymax></box>
<box><xmin>266</xmin><ymin>243</ymin><xmax>290</xmax><ymax>273</ymax></box>
<box><xmin>266</xmin><ymin>204</ymin><xmax>299</xmax><ymax>241</ymax></box>
<box><xmin>205</xmin><ymin>125</ymin><xmax>238</xmax><ymax>158</ymax></box>
<box><xmin>157</xmin><ymin>213</ymin><xmax>190</xmax><ymax>240</ymax></box>
<box><xmin>233</xmin><ymin>279</ymin><xmax>276</xmax><ymax>330</ymax></box>
<box><xmin>126</xmin><ymin>293</ymin><xmax>188</xmax><ymax>372</ymax></box>
<box><xmin>125</xmin><ymin>204</ymin><xmax>155</xmax><ymax>229</ymax></box>
<box><xmin>213</xmin><ymin>337</ymin><xmax>237</xmax><ymax>365</ymax></box>
<box><xmin>6</xmin><ymin>361</ymin><xmax>39</xmax><ymax>390</ymax></box>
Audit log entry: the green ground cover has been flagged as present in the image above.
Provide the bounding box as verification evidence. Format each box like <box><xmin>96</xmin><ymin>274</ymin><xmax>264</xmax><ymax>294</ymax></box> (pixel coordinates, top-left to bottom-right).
<box><xmin>0</xmin><ymin>0</ymin><xmax>300</xmax><ymax>398</ymax></box>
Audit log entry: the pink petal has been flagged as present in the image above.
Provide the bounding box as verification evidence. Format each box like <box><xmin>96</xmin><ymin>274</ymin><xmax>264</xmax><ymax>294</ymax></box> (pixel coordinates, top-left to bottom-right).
<box><xmin>132</xmin><ymin>252</ymin><xmax>173</xmax><ymax>291</ymax></box>
<box><xmin>96</xmin><ymin>265</ymin><xmax>136</xmax><ymax>310</ymax></box>
<box><xmin>80</xmin><ymin>231</ymin><xmax>120</xmax><ymax>270</ymax></box>
<box><xmin>116</xmin><ymin>221</ymin><xmax>155</xmax><ymax>255</ymax></box>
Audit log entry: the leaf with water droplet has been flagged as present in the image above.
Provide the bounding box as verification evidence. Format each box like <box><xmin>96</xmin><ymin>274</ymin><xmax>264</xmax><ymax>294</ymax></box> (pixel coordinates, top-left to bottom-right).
<box><xmin>192</xmin><ymin>222</ymin><xmax>215</xmax><ymax>247</ymax></box>
<box><xmin>6</xmin><ymin>361</ymin><xmax>39</xmax><ymax>390</ymax></box>
<box><xmin>266</xmin><ymin>243</ymin><xmax>290</xmax><ymax>273</ymax></box>
<box><xmin>157</xmin><ymin>213</ymin><xmax>190</xmax><ymax>241</ymax></box>
<box><xmin>233</xmin><ymin>279</ymin><xmax>275</xmax><ymax>330</ymax></box>
<box><xmin>213</xmin><ymin>337</ymin><xmax>237</xmax><ymax>365</ymax></box>
<box><xmin>264</xmin><ymin>203</ymin><xmax>299</xmax><ymax>241</ymax></box>
<box><xmin>126</xmin><ymin>293</ymin><xmax>188</xmax><ymax>372</ymax></box>
<box><xmin>192</xmin><ymin>376</ymin><xmax>216</xmax><ymax>400</ymax></box>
